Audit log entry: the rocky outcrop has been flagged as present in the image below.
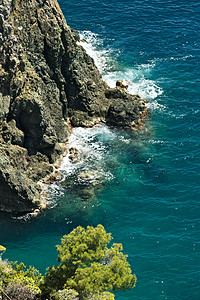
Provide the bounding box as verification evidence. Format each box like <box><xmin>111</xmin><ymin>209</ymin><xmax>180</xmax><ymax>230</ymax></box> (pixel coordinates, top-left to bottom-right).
<box><xmin>0</xmin><ymin>0</ymin><xmax>147</xmax><ymax>212</ymax></box>
<box><xmin>106</xmin><ymin>88</ymin><xmax>147</xmax><ymax>127</ymax></box>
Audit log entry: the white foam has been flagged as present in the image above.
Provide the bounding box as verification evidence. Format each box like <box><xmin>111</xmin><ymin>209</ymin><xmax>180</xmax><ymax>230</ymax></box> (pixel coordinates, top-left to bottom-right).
<box><xmin>146</xmin><ymin>100</ymin><xmax>166</xmax><ymax>112</ymax></box>
<box><xmin>149</xmin><ymin>139</ymin><xmax>164</xmax><ymax>144</ymax></box>
<box><xmin>47</xmin><ymin>125</ymin><xmax>115</xmax><ymax>200</ymax></box>
<box><xmin>60</xmin><ymin>125</ymin><xmax>116</xmax><ymax>179</ymax></box>
<box><xmin>63</xmin><ymin>125</ymin><xmax>115</xmax><ymax>180</ymax></box>
<box><xmin>78</xmin><ymin>30</ymin><xmax>164</xmax><ymax>108</ymax></box>
<box><xmin>149</xmin><ymin>54</ymin><xmax>193</xmax><ymax>64</ymax></box>
<box><xmin>78</xmin><ymin>31</ymin><xmax>116</xmax><ymax>74</ymax></box>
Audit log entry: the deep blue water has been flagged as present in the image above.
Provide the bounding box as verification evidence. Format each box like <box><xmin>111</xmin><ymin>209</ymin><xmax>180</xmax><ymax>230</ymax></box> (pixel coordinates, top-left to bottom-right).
<box><xmin>0</xmin><ymin>0</ymin><xmax>200</xmax><ymax>299</ymax></box>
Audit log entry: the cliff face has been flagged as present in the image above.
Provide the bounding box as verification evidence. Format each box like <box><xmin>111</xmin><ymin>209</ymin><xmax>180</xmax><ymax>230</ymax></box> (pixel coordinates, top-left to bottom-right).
<box><xmin>0</xmin><ymin>0</ymin><xmax>147</xmax><ymax>213</ymax></box>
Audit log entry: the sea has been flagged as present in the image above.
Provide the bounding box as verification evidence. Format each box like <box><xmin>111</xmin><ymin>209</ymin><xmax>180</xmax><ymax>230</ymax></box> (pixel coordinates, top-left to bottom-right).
<box><xmin>0</xmin><ymin>0</ymin><xmax>200</xmax><ymax>299</ymax></box>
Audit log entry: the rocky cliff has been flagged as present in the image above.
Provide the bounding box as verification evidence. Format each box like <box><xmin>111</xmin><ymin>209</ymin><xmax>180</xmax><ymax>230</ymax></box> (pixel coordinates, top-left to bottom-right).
<box><xmin>0</xmin><ymin>0</ymin><xmax>147</xmax><ymax>213</ymax></box>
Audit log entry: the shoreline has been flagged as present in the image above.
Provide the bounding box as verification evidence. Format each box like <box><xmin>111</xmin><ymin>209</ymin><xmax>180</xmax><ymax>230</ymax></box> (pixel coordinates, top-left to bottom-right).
<box><xmin>0</xmin><ymin>0</ymin><xmax>148</xmax><ymax>214</ymax></box>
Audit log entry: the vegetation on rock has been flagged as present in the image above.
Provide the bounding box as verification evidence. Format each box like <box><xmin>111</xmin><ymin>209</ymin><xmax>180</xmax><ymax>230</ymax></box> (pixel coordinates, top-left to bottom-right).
<box><xmin>0</xmin><ymin>225</ymin><xmax>136</xmax><ymax>299</ymax></box>
<box><xmin>0</xmin><ymin>251</ymin><xmax>42</xmax><ymax>300</ymax></box>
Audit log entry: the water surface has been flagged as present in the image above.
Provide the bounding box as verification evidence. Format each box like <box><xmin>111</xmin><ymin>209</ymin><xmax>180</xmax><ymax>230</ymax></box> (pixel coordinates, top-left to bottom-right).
<box><xmin>1</xmin><ymin>0</ymin><xmax>200</xmax><ymax>299</ymax></box>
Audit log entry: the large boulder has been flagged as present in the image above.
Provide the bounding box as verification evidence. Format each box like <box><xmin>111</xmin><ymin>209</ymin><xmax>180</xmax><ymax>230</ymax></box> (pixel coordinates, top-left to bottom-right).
<box><xmin>106</xmin><ymin>88</ymin><xmax>147</xmax><ymax>127</ymax></box>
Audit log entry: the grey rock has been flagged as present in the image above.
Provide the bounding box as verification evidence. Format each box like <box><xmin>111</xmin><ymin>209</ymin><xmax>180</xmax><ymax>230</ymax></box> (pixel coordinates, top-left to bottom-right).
<box><xmin>0</xmin><ymin>0</ymin><xmax>147</xmax><ymax>212</ymax></box>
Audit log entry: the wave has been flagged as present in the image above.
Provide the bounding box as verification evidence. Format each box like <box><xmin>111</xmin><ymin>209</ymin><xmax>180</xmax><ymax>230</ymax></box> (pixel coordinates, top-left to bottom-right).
<box><xmin>47</xmin><ymin>125</ymin><xmax>115</xmax><ymax>202</ymax></box>
<box><xmin>78</xmin><ymin>31</ymin><xmax>116</xmax><ymax>74</ymax></box>
<box><xmin>60</xmin><ymin>125</ymin><xmax>114</xmax><ymax>179</ymax></box>
<box><xmin>78</xmin><ymin>30</ymin><xmax>164</xmax><ymax>107</ymax></box>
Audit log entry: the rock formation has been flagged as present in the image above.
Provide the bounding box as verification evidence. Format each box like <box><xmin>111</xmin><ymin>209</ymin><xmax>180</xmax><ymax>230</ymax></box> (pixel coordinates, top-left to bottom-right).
<box><xmin>0</xmin><ymin>0</ymin><xmax>147</xmax><ymax>213</ymax></box>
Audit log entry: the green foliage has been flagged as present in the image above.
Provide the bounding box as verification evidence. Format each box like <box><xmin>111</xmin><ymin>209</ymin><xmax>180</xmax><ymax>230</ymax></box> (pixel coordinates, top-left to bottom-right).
<box><xmin>0</xmin><ymin>226</ymin><xmax>136</xmax><ymax>300</ymax></box>
<box><xmin>0</xmin><ymin>245</ymin><xmax>6</xmax><ymax>259</ymax></box>
<box><xmin>0</xmin><ymin>254</ymin><xmax>42</xmax><ymax>300</ymax></box>
<box><xmin>58</xmin><ymin>225</ymin><xmax>112</xmax><ymax>266</ymax></box>
<box><xmin>51</xmin><ymin>288</ymin><xmax>79</xmax><ymax>300</ymax></box>
<box><xmin>42</xmin><ymin>225</ymin><xmax>136</xmax><ymax>299</ymax></box>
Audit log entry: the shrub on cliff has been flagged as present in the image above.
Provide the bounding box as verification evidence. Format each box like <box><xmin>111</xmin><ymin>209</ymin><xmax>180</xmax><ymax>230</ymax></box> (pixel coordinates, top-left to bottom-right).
<box><xmin>41</xmin><ymin>224</ymin><xmax>136</xmax><ymax>299</ymax></box>
<box><xmin>0</xmin><ymin>249</ymin><xmax>42</xmax><ymax>300</ymax></box>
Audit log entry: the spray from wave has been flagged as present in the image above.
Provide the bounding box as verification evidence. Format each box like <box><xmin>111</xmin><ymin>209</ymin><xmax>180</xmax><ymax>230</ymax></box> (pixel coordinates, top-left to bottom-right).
<box><xmin>46</xmin><ymin>125</ymin><xmax>115</xmax><ymax>204</ymax></box>
<box><xmin>78</xmin><ymin>30</ymin><xmax>164</xmax><ymax>107</ymax></box>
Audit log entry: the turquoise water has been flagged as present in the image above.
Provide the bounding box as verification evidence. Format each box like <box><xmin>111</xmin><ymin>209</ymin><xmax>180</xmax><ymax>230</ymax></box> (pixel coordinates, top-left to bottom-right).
<box><xmin>0</xmin><ymin>0</ymin><xmax>200</xmax><ymax>299</ymax></box>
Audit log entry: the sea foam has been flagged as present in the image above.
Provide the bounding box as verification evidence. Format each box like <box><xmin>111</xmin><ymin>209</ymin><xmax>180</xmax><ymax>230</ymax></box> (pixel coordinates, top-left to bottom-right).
<box><xmin>47</xmin><ymin>125</ymin><xmax>115</xmax><ymax>202</ymax></box>
<box><xmin>78</xmin><ymin>30</ymin><xmax>164</xmax><ymax>105</ymax></box>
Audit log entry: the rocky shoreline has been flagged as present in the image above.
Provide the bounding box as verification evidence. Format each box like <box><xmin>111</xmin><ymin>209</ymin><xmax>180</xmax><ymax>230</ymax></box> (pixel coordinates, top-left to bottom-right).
<box><xmin>0</xmin><ymin>0</ymin><xmax>147</xmax><ymax>213</ymax></box>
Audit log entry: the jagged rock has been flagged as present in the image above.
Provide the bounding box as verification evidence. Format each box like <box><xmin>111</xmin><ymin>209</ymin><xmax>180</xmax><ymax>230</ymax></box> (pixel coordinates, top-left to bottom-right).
<box><xmin>0</xmin><ymin>120</ymin><xmax>24</xmax><ymax>146</ymax></box>
<box><xmin>0</xmin><ymin>0</ymin><xmax>147</xmax><ymax>212</ymax></box>
<box><xmin>69</xmin><ymin>147</ymin><xmax>81</xmax><ymax>162</ymax></box>
<box><xmin>106</xmin><ymin>88</ymin><xmax>147</xmax><ymax>127</ymax></box>
<box><xmin>0</xmin><ymin>145</ymin><xmax>41</xmax><ymax>212</ymax></box>
<box><xmin>116</xmin><ymin>79</ymin><xmax>128</xmax><ymax>89</ymax></box>
<box><xmin>44</xmin><ymin>170</ymin><xmax>62</xmax><ymax>184</ymax></box>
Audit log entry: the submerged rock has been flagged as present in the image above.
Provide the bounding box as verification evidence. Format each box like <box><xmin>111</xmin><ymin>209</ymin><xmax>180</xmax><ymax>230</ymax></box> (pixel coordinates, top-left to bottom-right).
<box><xmin>0</xmin><ymin>0</ymin><xmax>147</xmax><ymax>212</ymax></box>
<box><xmin>77</xmin><ymin>170</ymin><xmax>103</xmax><ymax>187</ymax></box>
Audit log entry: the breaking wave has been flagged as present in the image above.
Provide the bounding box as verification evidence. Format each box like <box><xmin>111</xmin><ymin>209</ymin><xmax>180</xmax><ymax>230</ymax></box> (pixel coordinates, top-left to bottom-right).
<box><xmin>78</xmin><ymin>30</ymin><xmax>164</xmax><ymax>106</ymax></box>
